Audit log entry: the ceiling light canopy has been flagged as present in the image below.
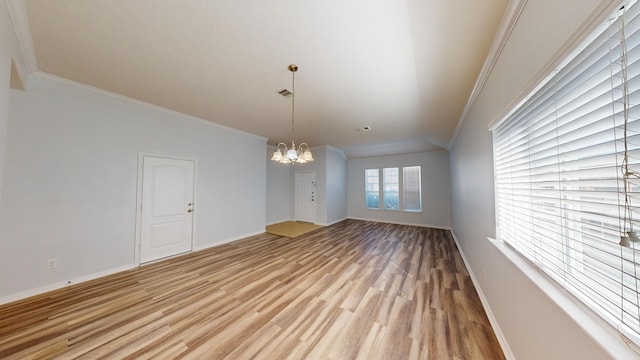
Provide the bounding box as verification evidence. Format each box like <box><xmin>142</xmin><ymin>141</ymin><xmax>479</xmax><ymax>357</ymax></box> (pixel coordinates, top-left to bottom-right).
<box><xmin>271</xmin><ymin>64</ymin><xmax>314</xmax><ymax>164</ymax></box>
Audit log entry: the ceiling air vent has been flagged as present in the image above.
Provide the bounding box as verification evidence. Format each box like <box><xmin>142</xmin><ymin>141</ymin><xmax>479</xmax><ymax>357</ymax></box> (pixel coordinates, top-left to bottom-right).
<box><xmin>278</xmin><ymin>89</ymin><xmax>292</xmax><ymax>97</ymax></box>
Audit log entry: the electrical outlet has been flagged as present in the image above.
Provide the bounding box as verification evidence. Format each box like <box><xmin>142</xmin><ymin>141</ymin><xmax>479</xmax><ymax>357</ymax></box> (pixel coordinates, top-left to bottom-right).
<box><xmin>46</xmin><ymin>259</ymin><xmax>57</xmax><ymax>269</ymax></box>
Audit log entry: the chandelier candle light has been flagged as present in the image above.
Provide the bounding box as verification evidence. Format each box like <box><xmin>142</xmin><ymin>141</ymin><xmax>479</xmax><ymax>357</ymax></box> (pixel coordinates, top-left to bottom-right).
<box><xmin>270</xmin><ymin>64</ymin><xmax>314</xmax><ymax>164</ymax></box>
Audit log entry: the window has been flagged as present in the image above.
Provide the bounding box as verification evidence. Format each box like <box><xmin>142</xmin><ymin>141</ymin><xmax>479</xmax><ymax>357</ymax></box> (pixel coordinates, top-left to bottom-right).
<box><xmin>383</xmin><ymin>168</ymin><xmax>399</xmax><ymax>210</ymax></box>
<box><xmin>492</xmin><ymin>2</ymin><xmax>640</xmax><ymax>345</ymax></box>
<box><xmin>365</xmin><ymin>166</ymin><xmax>421</xmax><ymax>212</ymax></box>
<box><xmin>365</xmin><ymin>169</ymin><xmax>380</xmax><ymax>208</ymax></box>
<box><xmin>403</xmin><ymin>166</ymin><xmax>421</xmax><ymax>212</ymax></box>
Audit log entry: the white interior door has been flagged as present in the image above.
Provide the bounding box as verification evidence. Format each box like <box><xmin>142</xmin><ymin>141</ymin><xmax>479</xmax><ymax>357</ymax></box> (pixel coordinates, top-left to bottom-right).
<box><xmin>140</xmin><ymin>156</ymin><xmax>194</xmax><ymax>263</ymax></box>
<box><xmin>295</xmin><ymin>171</ymin><xmax>316</xmax><ymax>223</ymax></box>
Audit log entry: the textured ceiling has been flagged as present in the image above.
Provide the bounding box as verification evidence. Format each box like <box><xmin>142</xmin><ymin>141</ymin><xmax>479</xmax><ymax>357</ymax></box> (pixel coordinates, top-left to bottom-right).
<box><xmin>22</xmin><ymin>0</ymin><xmax>508</xmax><ymax>158</ymax></box>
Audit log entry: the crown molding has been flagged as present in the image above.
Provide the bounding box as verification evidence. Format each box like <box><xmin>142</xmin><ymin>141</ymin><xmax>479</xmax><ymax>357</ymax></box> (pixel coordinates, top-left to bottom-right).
<box><xmin>6</xmin><ymin>0</ymin><xmax>38</xmax><ymax>74</ymax></box>
<box><xmin>486</xmin><ymin>0</ymin><xmax>621</xmax><ymax>131</ymax></box>
<box><xmin>448</xmin><ymin>0</ymin><xmax>528</xmax><ymax>150</ymax></box>
<box><xmin>325</xmin><ymin>145</ymin><xmax>347</xmax><ymax>160</ymax></box>
<box><xmin>32</xmin><ymin>71</ymin><xmax>269</xmax><ymax>142</ymax></box>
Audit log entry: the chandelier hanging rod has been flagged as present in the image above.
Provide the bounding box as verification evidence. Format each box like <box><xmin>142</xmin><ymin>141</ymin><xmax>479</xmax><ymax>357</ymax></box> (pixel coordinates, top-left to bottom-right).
<box><xmin>270</xmin><ymin>64</ymin><xmax>314</xmax><ymax>164</ymax></box>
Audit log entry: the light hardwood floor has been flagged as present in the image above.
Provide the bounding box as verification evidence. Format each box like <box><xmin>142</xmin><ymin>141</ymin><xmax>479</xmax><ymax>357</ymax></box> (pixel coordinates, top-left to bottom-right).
<box><xmin>265</xmin><ymin>221</ymin><xmax>324</xmax><ymax>238</ymax></box>
<box><xmin>0</xmin><ymin>219</ymin><xmax>505</xmax><ymax>359</ymax></box>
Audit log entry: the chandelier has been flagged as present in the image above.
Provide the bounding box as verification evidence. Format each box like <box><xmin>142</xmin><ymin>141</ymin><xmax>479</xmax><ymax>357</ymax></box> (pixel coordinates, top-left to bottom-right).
<box><xmin>270</xmin><ymin>64</ymin><xmax>314</xmax><ymax>164</ymax></box>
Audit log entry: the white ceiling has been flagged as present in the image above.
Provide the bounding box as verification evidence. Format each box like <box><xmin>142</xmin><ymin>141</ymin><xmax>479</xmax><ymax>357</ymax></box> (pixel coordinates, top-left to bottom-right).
<box><xmin>19</xmin><ymin>0</ymin><xmax>508</xmax><ymax>158</ymax></box>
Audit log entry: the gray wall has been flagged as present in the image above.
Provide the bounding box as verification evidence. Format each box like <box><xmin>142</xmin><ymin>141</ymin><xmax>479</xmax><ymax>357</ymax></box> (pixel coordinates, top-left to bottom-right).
<box><xmin>347</xmin><ymin>151</ymin><xmax>451</xmax><ymax>228</ymax></box>
<box><xmin>326</xmin><ymin>146</ymin><xmax>348</xmax><ymax>225</ymax></box>
<box><xmin>449</xmin><ymin>0</ymin><xmax>636</xmax><ymax>358</ymax></box>
<box><xmin>0</xmin><ymin>1</ymin><xmax>27</xmax><ymax>201</ymax></box>
<box><xmin>266</xmin><ymin>146</ymin><xmax>291</xmax><ymax>225</ymax></box>
<box><xmin>267</xmin><ymin>145</ymin><xmax>348</xmax><ymax>226</ymax></box>
<box><xmin>309</xmin><ymin>147</ymin><xmax>328</xmax><ymax>225</ymax></box>
<box><xmin>0</xmin><ymin>74</ymin><xmax>267</xmax><ymax>302</ymax></box>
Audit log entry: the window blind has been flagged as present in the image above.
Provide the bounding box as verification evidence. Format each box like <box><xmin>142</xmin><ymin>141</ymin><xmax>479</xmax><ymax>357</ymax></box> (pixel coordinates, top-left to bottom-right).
<box><xmin>493</xmin><ymin>1</ymin><xmax>640</xmax><ymax>344</ymax></box>
<box><xmin>383</xmin><ymin>168</ymin><xmax>399</xmax><ymax>210</ymax></box>
<box><xmin>365</xmin><ymin>169</ymin><xmax>380</xmax><ymax>209</ymax></box>
<box><xmin>403</xmin><ymin>166</ymin><xmax>422</xmax><ymax>211</ymax></box>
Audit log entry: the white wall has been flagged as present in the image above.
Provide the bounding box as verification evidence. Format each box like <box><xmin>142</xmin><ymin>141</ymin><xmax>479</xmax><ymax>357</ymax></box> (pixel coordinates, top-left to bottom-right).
<box><xmin>0</xmin><ymin>49</ymin><xmax>8</xmax><ymax>201</ymax></box>
<box><xmin>266</xmin><ymin>146</ymin><xmax>291</xmax><ymax>224</ymax></box>
<box><xmin>310</xmin><ymin>147</ymin><xmax>328</xmax><ymax>225</ymax></box>
<box><xmin>449</xmin><ymin>0</ymin><xmax>638</xmax><ymax>358</ymax></box>
<box><xmin>326</xmin><ymin>146</ymin><xmax>347</xmax><ymax>225</ymax></box>
<box><xmin>0</xmin><ymin>74</ymin><xmax>267</xmax><ymax>301</ymax></box>
<box><xmin>274</xmin><ymin>145</ymin><xmax>348</xmax><ymax>226</ymax></box>
<box><xmin>292</xmin><ymin>146</ymin><xmax>327</xmax><ymax>225</ymax></box>
<box><xmin>347</xmin><ymin>151</ymin><xmax>451</xmax><ymax>228</ymax></box>
<box><xmin>0</xmin><ymin>1</ymin><xmax>27</xmax><ymax>201</ymax></box>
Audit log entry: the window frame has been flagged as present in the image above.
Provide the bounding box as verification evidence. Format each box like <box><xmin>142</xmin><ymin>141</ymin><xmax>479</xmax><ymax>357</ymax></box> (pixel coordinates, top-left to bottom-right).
<box><xmin>383</xmin><ymin>167</ymin><xmax>400</xmax><ymax>210</ymax></box>
<box><xmin>403</xmin><ymin>166</ymin><xmax>422</xmax><ymax>212</ymax></box>
<box><xmin>364</xmin><ymin>165</ymin><xmax>422</xmax><ymax>213</ymax></box>
<box><xmin>490</xmin><ymin>1</ymin><xmax>640</xmax><ymax>347</ymax></box>
<box><xmin>364</xmin><ymin>168</ymin><xmax>380</xmax><ymax>209</ymax></box>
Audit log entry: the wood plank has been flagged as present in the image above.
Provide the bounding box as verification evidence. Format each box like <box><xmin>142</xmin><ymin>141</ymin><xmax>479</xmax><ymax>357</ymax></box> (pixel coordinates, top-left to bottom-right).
<box><xmin>266</xmin><ymin>221</ymin><xmax>324</xmax><ymax>238</ymax></box>
<box><xmin>0</xmin><ymin>220</ymin><xmax>505</xmax><ymax>359</ymax></box>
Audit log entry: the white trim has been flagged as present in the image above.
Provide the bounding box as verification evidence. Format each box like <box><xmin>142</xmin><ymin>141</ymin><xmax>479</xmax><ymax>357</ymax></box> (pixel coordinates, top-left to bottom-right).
<box><xmin>449</xmin><ymin>231</ymin><xmax>515</xmax><ymax>360</ymax></box>
<box><xmin>192</xmin><ymin>230</ymin><xmax>265</xmax><ymax>252</ymax></box>
<box><xmin>294</xmin><ymin>170</ymin><xmax>317</xmax><ymax>223</ymax></box>
<box><xmin>0</xmin><ymin>228</ymin><xmax>263</xmax><ymax>305</ymax></box>
<box><xmin>449</xmin><ymin>0</ymin><xmax>528</xmax><ymax>150</ymax></box>
<box><xmin>487</xmin><ymin>0</ymin><xmax>622</xmax><ymax>130</ymax></box>
<box><xmin>0</xmin><ymin>227</ymin><xmax>263</xmax><ymax>305</ymax></box>
<box><xmin>323</xmin><ymin>217</ymin><xmax>348</xmax><ymax>226</ymax></box>
<box><xmin>134</xmin><ymin>153</ymin><xmax>198</xmax><ymax>265</ymax></box>
<box><xmin>6</xmin><ymin>0</ymin><xmax>38</xmax><ymax>75</ymax></box>
<box><xmin>267</xmin><ymin>218</ymin><xmax>347</xmax><ymax>227</ymax></box>
<box><xmin>325</xmin><ymin>145</ymin><xmax>347</xmax><ymax>161</ymax></box>
<box><xmin>347</xmin><ymin>216</ymin><xmax>451</xmax><ymax>230</ymax></box>
<box><xmin>486</xmin><ymin>236</ymin><xmax>640</xmax><ymax>358</ymax></box>
<box><xmin>0</xmin><ymin>263</ymin><xmax>136</xmax><ymax>306</ymax></box>
<box><xmin>492</xmin><ymin>131</ymin><xmax>501</xmax><ymax>234</ymax></box>
<box><xmin>32</xmin><ymin>72</ymin><xmax>268</xmax><ymax>142</ymax></box>
<box><xmin>134</xmin><ymin>153</ymin><xmax>143</xmax><ymax>265</ymax></box>
<box><xmin>348</xmin><ymin>149</ymin><xmax>448</xmax><ymax>162</ymax></box>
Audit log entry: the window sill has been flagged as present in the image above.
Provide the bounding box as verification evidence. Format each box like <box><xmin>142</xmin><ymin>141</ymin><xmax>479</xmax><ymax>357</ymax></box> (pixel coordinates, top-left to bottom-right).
<box><xmin>487</xmin><ymin>236</ymin><xmax>640</xmax><ymax>358</ymax></box>
<box><xmin>363</xmin><ymin>208</ymin><xmax>423</xmax><ymax>214</ymax></box>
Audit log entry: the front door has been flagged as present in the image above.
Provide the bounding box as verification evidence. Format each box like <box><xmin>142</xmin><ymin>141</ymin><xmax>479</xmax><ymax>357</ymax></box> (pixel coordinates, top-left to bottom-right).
<box><xmin>295</xmin><ymin>171</ymin><xmax>316</xmax><ymax>223</ymax></box>
<box><xmin>140</xmin><ymin>156</ymin><xmax>194</xmax><ymax>263</ymax></box>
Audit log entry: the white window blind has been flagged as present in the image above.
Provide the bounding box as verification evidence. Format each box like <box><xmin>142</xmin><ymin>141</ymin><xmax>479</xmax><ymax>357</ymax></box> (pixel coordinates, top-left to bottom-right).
<box><xmin>364</xmin><ymin>166</ymin><xmax>422</xmax><ymax>212</ymax></box>
<box><xmin>383</xmin><ymin>167</ymin><xmax>400</xmax><ymax>210</ymax></box>
<box><xmin>365</xmin><ymin>169</ymin><xmax>380</xmax><ymax>208</ymax></box>
<box><xmin>403</xmin><ymin>166</ymin><xmax>422</xmax><ymax>212</ymax></box>
<box><xmin>493</xmin><ymin>1</ymin><xmax>640</xmax><ymax>344</ymax></box>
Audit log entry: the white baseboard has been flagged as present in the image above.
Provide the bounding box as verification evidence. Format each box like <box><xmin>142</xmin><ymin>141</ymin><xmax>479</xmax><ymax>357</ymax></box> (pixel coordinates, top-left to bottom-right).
<box><xmin>449</xmin><ymin>230</ymin><xmax>515</xmax><ymax>360</ymax></box>
<box><xmin>0</xmin><ymin>263</ymin><xmax>137</xmax><ymax>306</ymax></box>
<box><xmin>320</xmin><ymin>217</ymin><xmax>349</xmax><ymax>226</ymax></box>
<box><xmin>1</xmin><ymin>229</ymin><xmax>269</xmax><ymax>306</ymax></box>
<box><xmin>193</xmin><ymin>230</ymin><xmax>265</xmax><ymax>252</ymax></box>
<box><xmin>268</xmin><ymin>218</ymin><xmax>347</xmax><ymax>227</ymax></box>
<box><xmin>1</xmin><ymin>230</ymin><xmax>267</xmax><ymax>305</ymax></box>
<box><xmin>266</xmin><ymin>218</ymin><xmax>291</xmax><ymax>225</ymax></box>
<box><xmin>486</xmin><ymin>236</ymin><xmax>640</xmax><ymax>358</ymax></box>
<box><xmin>347</xmin><ymin>216</ymin><xmax>451</xmax><ymax>230</ymax></box>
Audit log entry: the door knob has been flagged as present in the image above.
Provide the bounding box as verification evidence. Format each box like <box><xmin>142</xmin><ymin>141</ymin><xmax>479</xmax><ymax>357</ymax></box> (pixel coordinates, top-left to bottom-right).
<box><xmin>187</xmin><ymin>209</ymin><xmax>192</xmax><ymax>213</ymax></box>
